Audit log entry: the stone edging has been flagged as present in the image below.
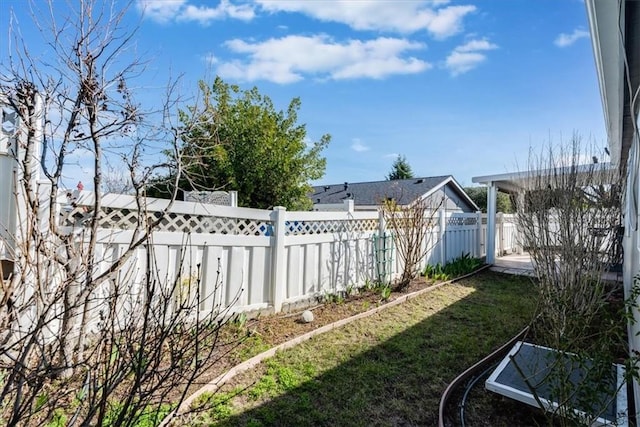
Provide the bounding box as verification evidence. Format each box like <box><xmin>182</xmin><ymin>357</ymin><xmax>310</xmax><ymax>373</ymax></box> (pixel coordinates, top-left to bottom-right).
<box><xmin>160</xmin><ymin>264</ymin><xmax>491</xmax><ymax>426</ymax></box>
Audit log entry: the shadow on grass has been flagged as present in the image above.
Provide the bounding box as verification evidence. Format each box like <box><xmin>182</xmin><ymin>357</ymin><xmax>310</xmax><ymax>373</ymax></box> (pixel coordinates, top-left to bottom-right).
<box><xmin>204</xmin><ymin>272</ymin><xmax>540</xmax><ymax>427</ymax></box>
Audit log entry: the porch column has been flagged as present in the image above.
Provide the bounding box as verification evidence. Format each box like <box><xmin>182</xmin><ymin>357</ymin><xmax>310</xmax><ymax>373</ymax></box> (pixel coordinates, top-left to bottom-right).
<box><xmin>515</xmin><ymin>192</ymin><xmax>524</xmax><ymax>254</ymax></box>
<box><xmin>486</xmin><ymin>182</ymin><xmax>497</xmax><ymax>264</ymax></box>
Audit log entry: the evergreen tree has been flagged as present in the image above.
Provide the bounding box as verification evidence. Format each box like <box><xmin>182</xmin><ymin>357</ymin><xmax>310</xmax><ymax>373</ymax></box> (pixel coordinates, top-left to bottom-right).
<box><xmin>387</xmin><ymin>155</ymin><xmax>414</xmax><ymax>180</ymax></box>
<box><xmin>151</xmin><ymin>77</ymin><xmax>330</xmax><ymax>210</ymax></box>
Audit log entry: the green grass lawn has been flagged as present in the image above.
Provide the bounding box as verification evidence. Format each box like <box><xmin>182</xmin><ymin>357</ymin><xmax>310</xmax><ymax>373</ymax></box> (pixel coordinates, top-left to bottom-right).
<box><xmin>183</xmin><ymin>271</ymin><xmax>537</xmax><ymax>427</ymax></box>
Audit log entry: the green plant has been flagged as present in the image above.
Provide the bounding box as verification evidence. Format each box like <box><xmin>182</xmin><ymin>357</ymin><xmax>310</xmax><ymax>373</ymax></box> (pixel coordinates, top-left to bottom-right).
<box><xmin>322</xmin><ymin>290</ymin><xmax>345</xmax><ymax>305</ymax></box>
<box><xmin>345</xmin><ymin>283</ymin><xmax>356</xmax><ymax>297</ymax></box>
<box><xmin>154</xmin><ymin>76</ymin><xmax>331</xmax><ymax>210</ymax></box>
<box><xmin>191</xmin><ymin>391</ymin><xmax>238</xmax><ymax>422</ymax></box>
<box><xmin>275</xmin><ymin>366</ymin><xmax>299</xmax><ymax>390</ymax></box>
<box><xmin>103</xmin><ymin>402</ymin><xmax>172</xmax><ymax>427</ymax></box>
<box><xmin>247</xmin><ymin>360</ymin><xmax>308</xmax><ymax>401</ymax></box>
<box><xmin>387</xmin><ymin>154</ymin><xmax>414</xmax><ymax>180</ymax></box>
<box><xmin>233</xmin><ymin>312</ymin><xmax>248</xmax><ymax>330</ymax></box>
<box><xmin>369</xmin><ymin>280</ymin><xmax>387</xmax><ymax>292</ymax></box>
<box><xmin>46</xmin><ymin>409</ymin><xmax>67</xmax><ymax>427</ymax></box>
<box><xmin>249</xmin><ymin>374</ymin><xmax>279</xmax><ymax>400</ymax></box>
<box><xmin>442</xmin><ymin>253</ymin><xmax>483</xmax><ymax>277</ymax></box>
<box><xmin>246</xmin><ymin>419</ymin><xmax>263</xmax><ymax>427</ymax></box>
<box><xmin>379</xmin><ymin>285</ymin><xmax>392</xmax><ymax>302</ymax></box>
<box><xmin>423</xmin><ymin>254</ymin><xmax>483</xmax><ymax>281</ymax></box>
<box><xmin>423</xmin><ymin>263</ymin><xmax>445</xmax><ymax>279</ymax></box>
<box><xmin>363</xmin><ymin>279</ymin><xmax>375</xmax><ymax>291</ymax></box>
<box><xmin>236</xmin><ymin>334</ymin><xmax>270</xmax><ymax>361</ymax></box>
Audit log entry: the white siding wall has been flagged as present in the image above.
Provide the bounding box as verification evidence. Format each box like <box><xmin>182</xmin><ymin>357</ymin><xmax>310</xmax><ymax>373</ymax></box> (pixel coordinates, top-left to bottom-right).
<box><xmin>622</xmin><ymin>110</ymin><xmax>640</xmax><ymax>410</ymax></box>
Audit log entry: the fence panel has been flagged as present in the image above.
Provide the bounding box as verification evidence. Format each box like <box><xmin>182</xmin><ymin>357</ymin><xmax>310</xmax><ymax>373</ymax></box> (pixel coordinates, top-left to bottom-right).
<box><xmin>499</xmin><ymin>214</ymin><xmax>519</xmax><ymax>254</ymax></box>
<box><xmin>282</xmin><ymin>210</ymin><xmax>379</xmax><ymax>303</ymax></box>
<box><xmin>444</xmin><ymin>212</ymin><xmax>481</xmax><ymax>263</ymax></box>
<box><xmin>17</xmin><ymin>191</ymin><xmax>506</xmax><ymax>321</ymax></box>
<box><xmin>74</xmin><ymin>195</ymin><xmax>278</xmax><ymax>318</ymax></box>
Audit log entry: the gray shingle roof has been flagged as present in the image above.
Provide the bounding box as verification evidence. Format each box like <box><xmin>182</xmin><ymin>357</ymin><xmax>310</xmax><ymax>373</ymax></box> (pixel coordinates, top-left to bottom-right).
<box><xmin>311</xmin><ymin>175</ymin><xmax>454</xmax><ymax>206</ymax></box>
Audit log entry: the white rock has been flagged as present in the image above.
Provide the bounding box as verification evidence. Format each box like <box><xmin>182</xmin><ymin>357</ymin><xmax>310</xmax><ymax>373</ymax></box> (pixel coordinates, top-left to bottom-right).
<box><xmin>301</xmin><ymin>310</ymin><xmax>314</xmax><ymax>323</ymax></box>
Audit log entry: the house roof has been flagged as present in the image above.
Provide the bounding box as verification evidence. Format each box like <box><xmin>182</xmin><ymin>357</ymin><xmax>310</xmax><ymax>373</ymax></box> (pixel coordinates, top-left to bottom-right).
<box><xmin>311</xmin><ymin>175</ymin><xmax>478</xmax><ymax>210</ymax></box>
<box><xmin>472</xmin><ymin>163</ymin><xmax>617</xmax><ymax>193</ymax></box>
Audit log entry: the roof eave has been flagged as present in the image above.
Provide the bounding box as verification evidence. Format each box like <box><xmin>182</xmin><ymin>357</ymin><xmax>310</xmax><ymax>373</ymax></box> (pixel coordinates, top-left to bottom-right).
<box><xmin>585</xmin><ymin>0</ymin><xmax>626</xmax><ymax>167</ymax></box>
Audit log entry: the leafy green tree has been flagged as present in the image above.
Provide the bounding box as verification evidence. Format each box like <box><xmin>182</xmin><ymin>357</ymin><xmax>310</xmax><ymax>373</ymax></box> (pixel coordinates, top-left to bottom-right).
<box><xmin>152</xmin><ymin>77</ymin><xmax>330</xmax><ymax>210</ymax></box>
<box><xmin>464</xmin><ymin>186</ymin><xmax>514</xmax><ymax>213</ymax></box>
<box><xmin>387</xmin><ymin>155</ymin><xmax>414</xmax><ymax>180</ymax></box>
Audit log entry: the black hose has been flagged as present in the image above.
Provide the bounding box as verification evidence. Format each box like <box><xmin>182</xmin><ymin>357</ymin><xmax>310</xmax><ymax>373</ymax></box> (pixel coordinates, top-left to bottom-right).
<box><xmin>437</xmin><ymin>324</ymin><xmax>531</xmax><ymax>427</ymax></box>
<box><xmin>459</xmin><ymin>361</ymin><xmax>499</xmax><ymax>427</ymax></box>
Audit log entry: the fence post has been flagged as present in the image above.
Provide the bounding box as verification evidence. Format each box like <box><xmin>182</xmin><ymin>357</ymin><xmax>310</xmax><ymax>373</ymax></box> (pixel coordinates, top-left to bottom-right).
<box><xmin>343</xmin><ymin>199</ymin><xmax>354</xmax><ymax>212</ymax></box>
<box><xmin>475</xmin><ymin>211</ymin><xmax>482</xmax><ymax>258</ymax></box>
<box><xmin>497</xmin><ymin>212</ymin><xmax>504</xmax><ymax>256</ymax></box>
<box><xmin>376</xmin><ymin>209</ymin><xmax>387</xmax><ymax>282</ymax></box>
<box><xmin>229</xmin><ymin>191</ymin><xmax>238</xmax><ymax>207</ymax></box>
<box><xmin>486</xmin><ymin>183</ymin><xmax>497</xmax><ymax>264</ymax></box>
<box><xmin>1</xmin><ymin>96</ymin><xmax>42</xmax><ymax>277</ymax></box>
<box><xmin>0</xmin><ymin>114</ymin><xmax>16</xmax><ymax>269</ymax></box>
<box><xmin>270</xmin><ymin>206</ymin><xmax>287</xmax><ymax>312</ymax></box>
<box><xmin>36</xmin><ymin>180</ymin><xmax>54</xmax><ymax>233</ymax></box>
<box><xmin>512</xmin><ymin>216</ymin><xmax>524</xmax><ymax>255</ymax></box>
<box><xmin>511</xmin><ymin>214</ymin><xmax>523</xmax><ymax>254</ymax></box>
<box><xmin>439</xmin><ymin>209</ymin><xmax>446</xmax><ymax>264</ymax></box>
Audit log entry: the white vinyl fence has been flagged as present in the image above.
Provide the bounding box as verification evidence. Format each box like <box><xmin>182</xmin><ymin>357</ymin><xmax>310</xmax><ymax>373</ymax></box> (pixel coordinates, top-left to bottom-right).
<box><xmin>16</xmin><ymin>185</ymin><xmax>519</xmax><ymax>318</ymax></box>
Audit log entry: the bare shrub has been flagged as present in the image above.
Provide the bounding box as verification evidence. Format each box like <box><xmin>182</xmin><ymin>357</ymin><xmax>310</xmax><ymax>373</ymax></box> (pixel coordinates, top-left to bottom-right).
<box><xmin>381</xmin><ymin>196</ymin><xmax>444</xmax><ymax>289</ymax></box>
<box><xmin>517</xmin><ymin>137</ymin><xmax>621</xmax><ymax>346</ymax></box>
<box><xmin>514</xmin><ymin>136</ymin><xmax>629</xmax><ymax>424</ymax></box>
<box><xmin>0</xmin><ymin>1</ymin><xmax>243</xmax><ymax>425</ymax></box>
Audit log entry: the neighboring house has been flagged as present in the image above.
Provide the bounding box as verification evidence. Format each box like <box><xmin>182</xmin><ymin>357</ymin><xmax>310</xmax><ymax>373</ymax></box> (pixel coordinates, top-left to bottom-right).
<box><xmin>310</xmin><ymin>175</ymin><xmax>479</xmax><ymax>212</ymax></box>
<box><xmin>586</xmin><ymin>0</ymin><xmax>640</xmax><ymax>413</ymax></box>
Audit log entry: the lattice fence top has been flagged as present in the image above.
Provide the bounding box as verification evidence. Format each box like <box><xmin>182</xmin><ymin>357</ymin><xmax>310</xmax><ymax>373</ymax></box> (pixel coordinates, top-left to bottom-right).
<box><xmin>447</xmin><ymin>216</ymin><xmax>478</xmax><ymax>227</ymax></box>
<box><xmin>285</xmin><ymin>218</ymin><xmax>378</xmax><ymax>235</ymax></box>
<box><xmin>184</xmin><ymin>191</ymin><xmax>232</xmax><ymax>206</ymax></box>
<box><xmin>60</xmin><ymin>206</ymin><xmax>273</xmax><ymax>236</ymax></box>
<box><xmin>59</xmin><ymin>207</ymin><xmax>380</xmax><ymax>236</ymax></box>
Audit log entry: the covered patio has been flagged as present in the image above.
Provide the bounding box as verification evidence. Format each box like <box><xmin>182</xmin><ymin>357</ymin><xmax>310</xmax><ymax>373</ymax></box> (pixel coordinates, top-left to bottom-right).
<box><xmin>491</xmin><ymin>253</ymin><xmax>535</xmax><ymax>276</ymax></box>
<box><xmin>472</xmin><ymin>163</ymin><xmax>624</xmax><ymax>287</ymax></box>
<box><xmin>472</xmin><ymin>163</ymin><xmax>618</xmax><ymax>265</ymax></box>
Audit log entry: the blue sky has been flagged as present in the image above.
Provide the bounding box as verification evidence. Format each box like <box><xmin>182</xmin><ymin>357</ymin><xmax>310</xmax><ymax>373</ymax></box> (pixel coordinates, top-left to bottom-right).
<box><xmin>2</xmin><ymin>0</ymin><xmax>606</xmax><ymax>188</ymax></box>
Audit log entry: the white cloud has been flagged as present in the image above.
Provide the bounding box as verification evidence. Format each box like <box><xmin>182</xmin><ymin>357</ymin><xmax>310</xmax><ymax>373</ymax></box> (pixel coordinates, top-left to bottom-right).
<box><xmin>454</xmin><ymin>39</ymin><xmax>498</xmax><ymax>53</ymax></box>
<box><xmin>384</xmin><ymin>152</ymin><xmax>399</xmax><ymax>159</ymax></box>
<box><xmin>254</xmin><ymin>1</ymin><xmax>475</xmax><ymax>38</ymax></box>
<box><xmin>202</xmin><ymin>52</ymin><xmax>219</xmax><ymax>64</ymax></box>
<box><xmin>351</xmin><ymin>139</ymin><xmax>370</xmax><ymax>152</ymax></box>
<box><xmin>554</xmin><ymin>28</ymin><xmax>590</xmax><ymax>47</ymax></box>
<box><xmin>426</xmin><ymin>6</ymin><xmax>477</xmax><ymax>39</ymax></box>
<box><xmin>445</xmin><ymin>38</ymin><xmax>498</xmax><ymax>76</ymax></box>
<box><xmin>137</xmin><ymin>0</ymin><xmax>186</xmax><ymax>23</ymax></box>
<box><xmin>215</xmin><ymin>35</ymin><xmax>431</xmax><ymax>83</ymax></box>
<box><xmin>137</xmin><ymin>0</ymin><xmax>255</xmax><ymax>24</ymax></box>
